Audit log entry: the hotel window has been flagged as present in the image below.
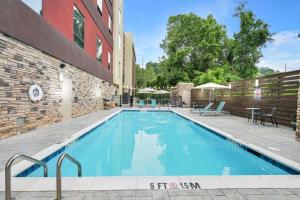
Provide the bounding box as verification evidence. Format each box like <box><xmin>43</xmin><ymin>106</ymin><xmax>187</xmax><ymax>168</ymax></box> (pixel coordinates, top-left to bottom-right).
<box><xmin>73</xmin><ymin>6</ymin><xmax>85</xmax><ymax>48</ymax></box>
<box><xmin>109</xmin><ymin>15</ymin><xmax>112</xmax><ymax>32</ymax></box>
<box><xmin>96</xmin><ymin>37</ymin><xmax>102</xmax><ymax>63</ymax></box>
<box><xmin>97</xmin><ymin>0</ymin><xmax>102</xmax><ymax>15</ymax></box>
<box><xmin>108</xmin><ymin>52</ymin><xmax>111</xmax><ymax>70</ymax></box>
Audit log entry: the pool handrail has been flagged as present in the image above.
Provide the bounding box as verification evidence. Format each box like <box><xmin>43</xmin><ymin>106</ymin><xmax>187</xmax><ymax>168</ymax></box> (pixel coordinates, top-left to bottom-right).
<box><xmin>5</xmin><ymin>154</ymin><xmax>48</xmax><ymax>200</ymax></box>
<box><xmin>56</xmin><ymin>153</ymin><xmax>82</xmax><ymax>200</ymax></box>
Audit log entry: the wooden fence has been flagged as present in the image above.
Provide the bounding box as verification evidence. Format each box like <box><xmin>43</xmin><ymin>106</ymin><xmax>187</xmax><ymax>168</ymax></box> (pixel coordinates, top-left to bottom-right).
<box><xmin>191</xmin><ymin>70</ymin><xmax>300</xmax><ymax>126</ymax></box>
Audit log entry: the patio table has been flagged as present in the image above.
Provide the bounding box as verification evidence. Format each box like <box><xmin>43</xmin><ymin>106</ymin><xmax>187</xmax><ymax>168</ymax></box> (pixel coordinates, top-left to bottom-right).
<box><xmin>246</xmin><ymin>107</ymin><xmax>261</xmax><ymax>123</ymax></box>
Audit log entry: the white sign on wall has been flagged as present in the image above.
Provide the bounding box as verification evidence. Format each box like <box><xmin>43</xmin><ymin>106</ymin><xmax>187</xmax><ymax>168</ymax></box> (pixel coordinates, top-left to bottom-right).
<box><xmin>254</xmin><ymin>88</ymin><xmax>261</xmax><ymax>100</ymax></box>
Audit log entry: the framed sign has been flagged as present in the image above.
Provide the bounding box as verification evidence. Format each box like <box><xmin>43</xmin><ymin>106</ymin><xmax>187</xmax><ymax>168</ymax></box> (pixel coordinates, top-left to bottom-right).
<box><xmin>254</xmin><ymin>88</ymin><xmax>261</xmax><ymax>100</ymax></box>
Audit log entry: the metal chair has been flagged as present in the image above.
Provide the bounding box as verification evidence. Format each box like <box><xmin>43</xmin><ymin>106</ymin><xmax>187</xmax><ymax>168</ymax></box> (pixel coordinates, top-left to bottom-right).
<box><xmin>261</xmin><ymin>107</ymin><xmax>278</xmax><ymax>127</ymax></box>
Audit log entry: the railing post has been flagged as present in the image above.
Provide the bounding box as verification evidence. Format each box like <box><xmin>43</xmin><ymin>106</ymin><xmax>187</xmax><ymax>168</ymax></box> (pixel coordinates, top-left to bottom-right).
<box><xmin>56</xmin><ymin>154</ymin><xmax>82</xmax><ymax>200</ymax></box>
<box><xmin>5</xmin><ymin>159</ymin><xmax>12</xmax><ymax>200</ymax></box>
<box><xmin>5</xmin><ymin>154</ymin><xmax>48</xmax><ymax>200</ymax></box>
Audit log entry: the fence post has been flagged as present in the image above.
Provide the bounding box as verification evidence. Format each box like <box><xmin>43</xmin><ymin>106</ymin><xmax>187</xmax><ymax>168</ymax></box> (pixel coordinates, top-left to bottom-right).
<box><xmin>296</xmin><ymin>80</ymin><xmax>300</xmax><ymax>137</ymax></box>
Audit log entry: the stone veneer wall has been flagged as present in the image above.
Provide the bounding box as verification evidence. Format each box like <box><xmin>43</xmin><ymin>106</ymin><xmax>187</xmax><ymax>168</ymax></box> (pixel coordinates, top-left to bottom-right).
<box><xmin>0</xmin><ymin>33</ymin><xmax>116</xmax><ymax>138</ymax></box>
<box><xmin>170</xmin><ymin>83</ymin><xmax>194</xmax><ymax>107</ymax></box>
<box><xmin>296</xmin><ymin>84</ymin><xmax>300</xmax><ymax>137</ymax></box>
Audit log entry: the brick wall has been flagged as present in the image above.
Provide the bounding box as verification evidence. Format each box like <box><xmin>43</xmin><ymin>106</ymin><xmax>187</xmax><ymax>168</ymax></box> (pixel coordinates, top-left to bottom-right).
<box><xmin>0</xmin><ymin>33</ymin><xmax>116</xmax><ymax>138</ymax></box>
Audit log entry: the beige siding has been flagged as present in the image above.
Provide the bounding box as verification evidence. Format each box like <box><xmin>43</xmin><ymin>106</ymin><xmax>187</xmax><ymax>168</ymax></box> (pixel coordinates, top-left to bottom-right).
<box><xmin>123</xmin><ymin>32</ymin><xmax>136</xmax><ymax>95</ymax></box>
<box><xmin>112</xmin><ymin>0</ymin><xmax>124</xmax><ymax>95</ymax></box>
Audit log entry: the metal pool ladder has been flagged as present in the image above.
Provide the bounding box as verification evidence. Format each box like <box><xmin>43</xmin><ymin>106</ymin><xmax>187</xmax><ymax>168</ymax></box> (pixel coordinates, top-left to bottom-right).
<box><xmin>5</xmin><ymin>154</ymin><xmax>48</xmax><ymax>200</ymax></box>
<box><xmin>56</xmin><ymin>153</ymin><xmax>82</xmax><ymax>200</ymax></box>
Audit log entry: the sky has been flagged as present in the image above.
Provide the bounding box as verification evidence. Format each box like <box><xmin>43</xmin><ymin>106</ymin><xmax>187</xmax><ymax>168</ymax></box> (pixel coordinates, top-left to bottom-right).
<box><xmin>124</xmin><ymin>0</ymin><xmax>300</xmax><ymax>72</ymax></box>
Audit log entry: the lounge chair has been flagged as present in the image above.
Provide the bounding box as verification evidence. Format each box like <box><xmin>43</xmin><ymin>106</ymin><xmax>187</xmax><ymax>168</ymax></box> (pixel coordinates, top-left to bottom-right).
<box><xmin>151</xmin><ymin>99</ymin><xmax>157</xmax><ymax>108</ymax></box>
<box><xmin>138</xmin><ymin>99</ymin><xmax>145</xmax><ymax>108</ymax></box>
<box><xmin>190</xmin><ymin>103</ymin><xmax>213</xmax><ymax>113</ymax></box>
<box><xmin>199</xmin><ymin>101</ymin><xmax>230</xmax><ymax>116</ymax></box>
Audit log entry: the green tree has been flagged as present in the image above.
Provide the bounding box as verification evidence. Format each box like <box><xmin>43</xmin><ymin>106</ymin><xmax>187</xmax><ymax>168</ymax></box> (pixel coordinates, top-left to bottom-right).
<box><xmin>193</xmin><ymin>66</ymin><xmax>241</xmax><ymax>85</ymax></box>
<box><xmin>232</xmin><ymin>2</ymin><xmax>272</xmax><ymax>79</ymax></box>
<box><xmin>258</xmin><ymin>67</ymin><xmax>279</xmax><ymax>76</ymax></box>
<box><xmin>144</xmin><ymin>64</ymin><xmax>157</xmax><ymax>86</ymax></box>
<box><xmin>135</xmin><ymin>64</ymin><xmax>145</xmax><ymax>88</ymax></box>
<box><xmin>160</xmin><ymin>13</ymin><xmax>228</xmax><ymax>79</ymax></box>
<box><xmin>135</xmin><ymin>2</ymin><xmax>273</xmax><ymax>88</ymax></box>
<box><xmin>135</xmin><ymin>63</ymin><xmax>158</xmax><ymax>89</ymax></box>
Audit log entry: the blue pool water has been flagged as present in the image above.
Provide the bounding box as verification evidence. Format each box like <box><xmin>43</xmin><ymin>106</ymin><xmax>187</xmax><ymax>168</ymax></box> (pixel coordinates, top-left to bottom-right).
<box><xmin>21</xmin><ymin>111</ymin><xmax>296</xmax><ymax>177</ymax></box>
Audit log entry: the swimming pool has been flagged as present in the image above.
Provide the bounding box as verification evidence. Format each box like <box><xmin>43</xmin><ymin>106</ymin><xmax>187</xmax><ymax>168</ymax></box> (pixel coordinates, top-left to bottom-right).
<box><xmin>18</xmin><ymin>110</ymin><xmax>299</xmax><ymax>177</ymax></box>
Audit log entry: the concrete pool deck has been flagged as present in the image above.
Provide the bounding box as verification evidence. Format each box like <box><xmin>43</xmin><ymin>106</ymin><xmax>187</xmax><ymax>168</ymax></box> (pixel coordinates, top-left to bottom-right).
<box><xmin>2</xmin><ymin>189</ymin><xmax>300</xmax><ymax>200</ymax></box>
<box><xmin>173</xmin><ymin>108</ymin><xmax>300</xmax><ymax>164</ymax></box>
<box><xmin>1</xmin><ymin>107</ymin><xmax>300</xmax><ymax>199</ymax></box>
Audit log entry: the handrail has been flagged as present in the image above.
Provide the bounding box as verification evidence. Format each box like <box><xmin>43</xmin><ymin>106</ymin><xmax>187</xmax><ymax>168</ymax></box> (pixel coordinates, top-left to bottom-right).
<box><xmin>5</xmin><ymin>154</ymin><xmax>48</xmax><ymax>200</ymax></box>
<box><xmin>56</xmin><ymin>153</ymin><xmax>82</xmax><ymax>200</ymax></box>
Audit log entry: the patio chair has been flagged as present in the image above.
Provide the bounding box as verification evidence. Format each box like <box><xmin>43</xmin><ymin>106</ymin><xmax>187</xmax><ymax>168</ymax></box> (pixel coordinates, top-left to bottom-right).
<box><xmin>103</xmin><ymin>98</ymin><xmax>111</xmax><ymax>110</ymax></box>
<box><xmin>199</xmin><ymin>101</ymin><xmax>230</xmax><ymax>116</ymax></box>
<box><xmin>138</xmin><ymin>99</ymin><xmax>145</xmax><ymax>108</ymax></box>
<box><xmin>151</xmin><ymin>99</ymin><xmax>157</xmax><ymax>108</ymax></box>
<box><xmin>261</xmin><ymin>107</ymin><xmax>278</xmax><ymax>127</ymax></box>
<box><xmin>190</xmin><ymin>103</ymin><xmax>213</xmax><ymax>113</ymax></box>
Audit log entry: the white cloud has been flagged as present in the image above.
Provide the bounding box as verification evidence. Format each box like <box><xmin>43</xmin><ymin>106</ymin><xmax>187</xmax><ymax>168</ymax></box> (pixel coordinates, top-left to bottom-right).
<box><xmin>272</xmin><ymin>31</ymin><xmax>299</xmax><ymax>46</ymax></box>
<box><xmin>258</xmin><ymin>30</ymin><xmax>300</xmax><ymax>72</ymax></box>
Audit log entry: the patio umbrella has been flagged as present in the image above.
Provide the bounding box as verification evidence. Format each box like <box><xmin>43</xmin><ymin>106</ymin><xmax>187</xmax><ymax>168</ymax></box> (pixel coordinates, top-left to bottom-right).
<box><xmin>153</xmin><ymin>90</ymin><xmax>170</xmax><ymax>106</ymax></box>
<box><xmin>137</xmin><ymin>87</ymin><xmax>157</xmax><ymax>106</ymax></box>
<box><xmin>194</xmin><ymin>82</ymin><xmax>229</xmax><ymax>103</ymax></box>
<box><xmin>153</xmin><ymin>90</ymin><xmax>170</xmax><ymax>95</ymax></box>
<box><xmin>138</xmin><ymin>87</ymin><xmax>157</xmax><ymax>93</ymax></box>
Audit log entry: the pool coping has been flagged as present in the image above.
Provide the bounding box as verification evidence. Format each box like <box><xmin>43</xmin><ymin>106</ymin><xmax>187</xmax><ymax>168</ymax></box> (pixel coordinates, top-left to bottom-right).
<box><xmin>1</xmin><ymin>108</ymin><xmax>300</xmax><ymax>191</ymax></box>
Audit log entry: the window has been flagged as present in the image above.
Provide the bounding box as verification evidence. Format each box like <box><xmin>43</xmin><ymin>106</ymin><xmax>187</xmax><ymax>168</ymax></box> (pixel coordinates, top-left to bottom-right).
<box><xmin>118</xmin><ymin>33</ymin><xmax>121</xmax><ymax>49</ymax></box>
<box><xmin>73</xmin><ymin>6</ymin><xmax>85</xmax><ymax>48</ymax></box>
<box><xmin>118</xmin><ymin>9</ymin><xmax>122</xmax><ymax>26</ymax></box>
<box><xmin>96</xmin><ymin>37</ymin><xmax>102</xmax><ymax>63</ymax></box>
<box><xmin>108</xmin><ymin>52</ymin><xmax>111</xmax><ymax>70</ymax></box>
<box><xmin>97</xmin><ymin>0</ymin><xmax>102</xmax><ymax>15</ymax></box>
<box><xmin>108</xmin><ymin>15</ymin><xmax>112</xmax><ymax>32</ymax></box>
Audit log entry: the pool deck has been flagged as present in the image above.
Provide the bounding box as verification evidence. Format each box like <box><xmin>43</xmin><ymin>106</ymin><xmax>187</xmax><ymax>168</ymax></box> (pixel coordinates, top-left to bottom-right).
<box><xmin>173</xmin><ymin>108</ymin><xmax>300</xmax><ymax>164</ymax></box>
<box><xmin>2</xmin><ymin>189</ymin><xmax>300</xmax><ymax>200</ymax></box>
<box><xmin>0</xmin><ymin>108</ymin><xmax>121</xmax><ymax>172</ymax></box>
<box><xmin>1</xmin><ymin>107</ymin><xmax>300</xmax><ymax>199</ymax></box>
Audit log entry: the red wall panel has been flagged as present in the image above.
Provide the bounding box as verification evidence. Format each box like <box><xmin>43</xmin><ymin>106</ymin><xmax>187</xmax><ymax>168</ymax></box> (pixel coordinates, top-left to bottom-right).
<box><xmin>43</xmin><ymin>0</ymin><xmax>113</xmax><ymax>71</ymax></box>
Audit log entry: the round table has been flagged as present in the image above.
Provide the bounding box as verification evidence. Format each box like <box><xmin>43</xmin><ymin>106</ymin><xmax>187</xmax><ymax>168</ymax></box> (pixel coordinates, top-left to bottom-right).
<box><xmin>246</xmin><ymin>108</ymin><xmax>261</xmax><ymax>123</ymax></box>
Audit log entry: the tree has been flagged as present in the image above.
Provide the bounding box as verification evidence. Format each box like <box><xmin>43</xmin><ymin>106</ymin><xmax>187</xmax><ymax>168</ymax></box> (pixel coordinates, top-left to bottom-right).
<box><xmin>135</xmin><ymin>2</ymin><xmax>273</xmax><ymax>88</ymax></box>
<box><xmin>232</xmin><ymin>2</ymin><xmax>272</xmax><ymax>79</ymax></box>
<box><xmin>258</xmin><ymin>67</ymin><xmax>279</xmax><ymax>76</ymax></box>
<box><xmin>135</xmin><ymin>63</ymin><xmax>158</xmax><ymax>89</ymax></box>
<box><xmin>160</xmin><ymin>13</ymin><xmax>228</xmax><ymax>80</ymax></box>
<box><xmin>135</xmin><ymin>64</ymin><xmax>145</xmax><ymax>88</ymax></box>
<box><xmin>193</xmin><ymin>66</ymin><xmax>241</xmax><ymax>85</ymax></box>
